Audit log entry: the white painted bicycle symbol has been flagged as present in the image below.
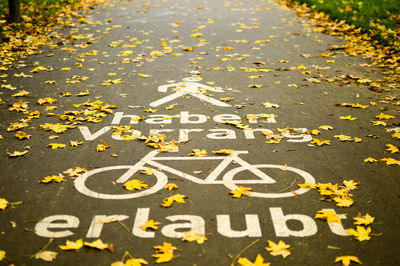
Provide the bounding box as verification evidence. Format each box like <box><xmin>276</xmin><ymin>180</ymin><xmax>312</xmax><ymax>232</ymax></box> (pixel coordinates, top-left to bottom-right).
<box><xmin>74</xmin><ymin>150</ymin><xmax>316</xmax><ymax>199</ymax></box>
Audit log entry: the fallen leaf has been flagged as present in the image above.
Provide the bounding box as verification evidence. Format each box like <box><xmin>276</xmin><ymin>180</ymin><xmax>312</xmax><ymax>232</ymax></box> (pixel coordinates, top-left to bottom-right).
<box><xmin>376</xmin><ymin>113</ymin><xmax>395</xmax><ymax>120</ymax></box>
<box><xmin>39</xmin><ymin>175</ymin><xmax>65</xmax><ymax>183</ymax></box>
<box><xmin>339</xmin><ymin>115</ymin><xmax>357</xmax><ymax>120</ymax></box>
<box><xmin>238</xmin><ymin>254</ymin><xmax>270</xmax><ymax>266</ymax></box>
<box><xmin>0</xmin><ymin>198</ymin><xmax>8</xmax><ymax>210</ymax></box>
<box><xmin>48</xmin><ymin>143</ymin><xmax>66</xmax><ymax>149</ymax></box>
<box><xmin>364</xmin><ymin>157</ymin><xmax>378</xmax><ymax>163</ymax></box>
<box><xmin>386</xmin><ymin>144</ymin><xmax>399</xmax><ymax>153</ymax></box>
<box><xmin>347</xmin><ymin>226</ymin><xmax>371</xmax><ymax>241</ymax></box>
<box><xmin>335</xmin><ymin>255</ymin><xmax>362</xmax><ymax>266</ymax></box>
<box><xmin>58</xmin><ymin>239</ymin><xmax>83</xmax><ymax>250</ymax></box>
<box><xmin>315</xmin><ymin>210</ymin><xmax>341</xmax><ymax>223</ymax></box>
<box><xmin>182</xmin><ymin>231</ymin><xmax>208</xmax><ymax>244</ymax></box>
<box><xmin>152</xmin><ymin>242</ymin><xmax>177</xmax><ymax>263</ymax></box>
<box><xmin>161</xmin><ymin>194</ymin><xmax>186</xmax><ymax>207</ymax></box>
<box><xmin>124</xmin><ymin>180</ymin><xmax>149</xmax><ymax>191</ymax></box>
<box><xmin>15</xmin><ymin>131</ymin><xmax>31</xmax><ymax>140</ymax></box>
<box><xmin>35</xmin><ymin>251</ymin><xmax>58</xmax><ymax>262</ymax></box>
<box><xmin>7</xmin><ymin>148</ymin><xmax>30</xmax><ymax>157</ymax></box>
<box><xmin>212</xmin><ymin>149</ymin><xmax>235</xmax><ymax>155</ymax></box>
<box><xmin>319</xmin><ymin>125</ymin><xmax>334</xmax><ymax>130</ymax></box>
<box><xmin>265</xmin><ymin>240</ymin><xmax>291</xmax><ymax>258</ymax></box>
<box><xmin>96</xmin><ymin>141</ymin><xmax>110</xmax><ymax>151</ymax></box>
<box><xmin>164</xmin><ymin>183</ymin><xmax>178</xmax><ymax>191</ymax></box>
<box><xmin>230</xmin><ymin>186</ymin><xmax>252</xmax><ymax>198</ymax></box>
<box><xmin>141</xmin><ymin>220</ymin><xmax>161</xmax><ymax>231</ymax></box>
<box><xmin>141</xmin><ymin>168</ymin><xmax>154</xmax><ymax>175</ymax></box>
<box><xmin>381</xmin><ymin>157</ymin><xmax>400</xmax><ymax>166</ymax></box>
<box><xmin>188</xmin><ymin>149</ymin><xmax>207</xmax><ymax>157</ymax></box>
<box><xmin>353</xmin><ymin>213</ymin><xmax>375</xmax><ymax>226</ymax></box>
<box><xmin>84</xmin><ymin>239</ymin><xmax>112</xmax><ymax>251</ymax></box>
<box><xmin>311</xmin><ymin>139</ymin><xmax>331</xmax><ymax>146</ymax></box>
<box><xmin>333</xmin><ymin>195</ymin><xmax>354</xmax><ymax>207</ymax></box>
<box><xmin>0</xmin><ymin>250</ymin><xmax>5</xmax><ymax>261</ymax></box>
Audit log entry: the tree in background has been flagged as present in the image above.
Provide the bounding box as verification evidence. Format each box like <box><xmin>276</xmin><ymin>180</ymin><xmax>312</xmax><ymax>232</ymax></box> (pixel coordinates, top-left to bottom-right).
<box><xmin>8</xmin><ymin>0</ymin><xmax>21</xmax><ymax>22</ymax></box>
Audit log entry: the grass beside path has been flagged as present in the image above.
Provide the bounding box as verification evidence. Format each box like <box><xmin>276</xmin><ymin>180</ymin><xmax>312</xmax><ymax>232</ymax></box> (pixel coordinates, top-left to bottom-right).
<box><xmin>288</xmin><ymin>0</ymin><xmax>400</xmax><ymax>52</ymax></box>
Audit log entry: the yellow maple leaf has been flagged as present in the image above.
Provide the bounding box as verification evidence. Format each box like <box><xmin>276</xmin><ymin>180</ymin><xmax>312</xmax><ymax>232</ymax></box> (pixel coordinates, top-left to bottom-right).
<box><xmin>334</xmin><ymin>135</ymin><xmax>353</xmax><ymax>141</ymax></box>
<box><xmin>212</xmin><ymin>149</ymin><xmax>235</xmax><ymax>155</ymax></box>
<box><xmin>44</xmin><ymin>80</ymin><xmax>56</xmax><ymax>84</ymax></box>
<box><xmin>339</xmin><ymin>115</ymin><xmax>357</xmax><ymax>120</ymax></box>
<box><xmin>161</xmin><ymin>194</ymin><xmax>186</xmax><ymax>207</ymax></box>
<box><xmin>7</xmin><ymin>148</ymin><xmax>30</xmax><ymax>158</ymax></box>
<box><xmin>141</xmin><ymin>168</ymin><xmax>154</xmax><ymax>175</ymax></box>
<box><xmin>48</xmin><ymin>143</ymin><xmax>66</xmax><ymax>149</ymax></box>
<box><xmin>0</xmin><ymin>250</ymin><xmax>5</xmax><ymax>261</ymax></box>
<box><xmin>376</xmin><ymin>113</ymin><xmax>395</xmax><ymax>120</ymax></box>
<box><xmin>12</xmin><ymin>90</ymin><xmax>30</xmax><ymax>97</ymax></box>
<box><xmin>30</xmin><ymin>66</ymin><xmax>48</xmax><ymax>73</ymax></box>
<box><xmin>164</xmin><ymin>104</ymin><xmax>176</xmax><ymax>110</ymax></box>
<box><xmin>124</xmin><ymin>258</ymin><xmax>148</xmax><ymax>266</ymax></box>
<box><xmin>381</xmin><ymin>157</ymin><xmax>400</xmax><ymax>166</ymax></box>
<box><xmin>37</xmin><ymin>97</ymin><xmax>56</xmax><ymax>105</ymax></box>
<box><xmin>335</xmin><ymin>255</ymin><xmax>362</xmax><ymax>266</ymax></box>
<box><xmin>15</xmin><ymin>131</ymin><xmax>31</xmax><ymax>140</ymax></box>
<box><xmin>84</xmin><ymin>239</ymin><xmax>111</xmax><ymax>251</ymax></box>
<box><xmin>188</xmin><ymin>149</ymin><xmax>207</xmax><ymax>157</ymax></box>
<box><xmin>35</xmin><ymin>250</ymin><xmax>58</xmax><ymax>262</ymax></box>
<box><xmin>353</xmin><ymin>213</ymin><xmax>375</xmax><ymax>225</ymax></box>
<box><xmin>265</xmin><ymin>240</ymin><xmax>291</xmax><ymax>258</ymax></box>
<box><xmin>347</xmin><ymin>226</ymin><xmax>371</xmax><ymax>241</ymax></box>
<box><xmin>315</xmin><ymin>210</ymin><xmax>341</xmax><ymax>223</ymax></box>
<box><xmin>237</xmin><ymin>254</ymin><xmax>270</xmax><ymax>266</ymax></box>
<box><xmin>297</xmin><ymin>182</ymin><xmax>317</xmax><ymax>189</ymax></box>
<box><xmin>96</xmin><ymin>141</ymin><xmax>110</xmax><ymax>151</ymax></box>
<box><xmin>158</xmin><ymin>141</ymin><xmax>179</xmax><ymax>152</ymax></box>
<box><xmin>220</xmin><ymin>97</ymin><xmax>233</xmax><ymax>102</ymax></box>
<box><xmin>0</xmin><ymin>198</ymin><xmax>8</xmax><ymax>210</ymax></box>
<box><xmin>248</xmin><ymin>84</ymin><xmax>263</xmax><ymax>88</ymax></box>
<box><xmin>124</xmin><ymin>180</ymin><xmax>149</xmax><ymax>191</ymax></box>
<box><xmin>246</xmin><ymin>75</ymin><xmax>263</xmax><ymax>79</ymax></box>
<box><xmin>39</xmin><ymin>175</ymin><xmax>65</xmax><ymax>183</ymax></box>
<box><xmin>152</xmin><ymin>242</ymin><xmax>177</xmax><ymax>263</ymax></box>
<box><xmin>311</xmin><ymin>138</ymin><xmax>331</xmax><ymax>146</ymax></box>
<box><xmin>138</xmin><ymin>73</ymin><xmax>151</xmax><ymax>78</ymax></box>
<box><xmin>9</xmin><ymin>100</ymin><xmax>28</xmax><ymax>112</ymax></box>
<box><xmin>333</xmin><ymin>195</ymin><xmax>354</xmax><ymax>207</ymax></box>
<box><xmin>58</xmin><ymin>239</ymin><xmax>83</xmax><ymax>250</ymax></box>
<box><xmin>230</xmin><ymin>186</ymin><xmax>252</xmax><ymax>198</ymax></box>
<box><xmin>144</xmin><ymin>108</ymin><xmax>158</xmax><ymax>113</ymax></box>
<box><xmin>371</xmin><ymin>120</ymin><xmax>387</xmax><ymax>126</ymax></box>
<box><xmin>141</xmin><ymin>220</ymin><xmax>161</xmax><ymax>231</ymax></box>
<box><xmin>364</xmin><ymin>157</ymin><xmax>378</xmax><ymax>163</ymax></box>
<box><xmin>70</xmin><ymin>140</ymin><xmax>84</xmax><ymax>147</ymax></box>
<box><xmin>343</xmin><ymin>180</ymin><xmax>358</xmax><ymax>190</ymax></box>
<box><xmin>392</xmin><ymin>132</ymin><xmax>400</xmax><ymax>139</ymax></box>
<box><xmin>182</xmin><ymin>231</ymin><xmax>208</xmax><ymax>244</ymax></box>
<box><xmin>386</xmin><ymin>144</ymin><xmax>399</xmax><ymax>153</ymax></box>
<box><xmin>319</xmin><ymin>125</ymin><xmax>333</xmax><ymax>130</ymax></box>
<box><xmin>164</xmin><ymin>183</ymin><xmax>178</xmax><ymax>191</ymax></box>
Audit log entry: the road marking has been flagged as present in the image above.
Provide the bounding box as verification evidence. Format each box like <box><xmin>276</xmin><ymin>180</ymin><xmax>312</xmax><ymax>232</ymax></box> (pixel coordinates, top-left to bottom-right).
<box><xmin>149</xmin><ymin>77</ymin><xmax>231</xmax><ymax>107</ymax></box>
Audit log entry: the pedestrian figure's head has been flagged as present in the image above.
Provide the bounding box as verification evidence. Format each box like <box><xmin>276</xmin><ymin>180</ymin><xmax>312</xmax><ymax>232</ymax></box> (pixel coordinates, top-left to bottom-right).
<box><xmin>182</xmin><ymin>76</ymin><xmax>203</xmax><ymax>82</ymax></box>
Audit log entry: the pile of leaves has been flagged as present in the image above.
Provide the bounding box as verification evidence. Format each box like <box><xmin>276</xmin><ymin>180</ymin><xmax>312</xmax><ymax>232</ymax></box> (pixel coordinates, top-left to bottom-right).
<box><xmin>277</xmin><ymin>0</ymin><xmax>400</xmax><ymax>85</ymax></box>
<box><xmin>0</xmin><ymin>0</ymin><xmax>106</xmax><ymax>69</ymax></box>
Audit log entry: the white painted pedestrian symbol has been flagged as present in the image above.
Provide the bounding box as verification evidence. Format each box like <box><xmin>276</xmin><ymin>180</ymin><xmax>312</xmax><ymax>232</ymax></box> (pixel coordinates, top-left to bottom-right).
<box><xmin>149</xmin><ymin>77</ymin><xmax>231</xmax><ymax>107</ymax></box>
<box><xmin>74</xmin><ymin>150</ymin><xmax>315</xmax><ymax>200</ymax></box>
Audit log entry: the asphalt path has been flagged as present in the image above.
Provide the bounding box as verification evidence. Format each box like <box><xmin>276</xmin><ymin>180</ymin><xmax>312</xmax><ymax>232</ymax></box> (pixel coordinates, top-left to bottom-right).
<box><xmin>0</xmin><ymin>0</ymin><xmax>399</xmax><ymax>265</ymax></box>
